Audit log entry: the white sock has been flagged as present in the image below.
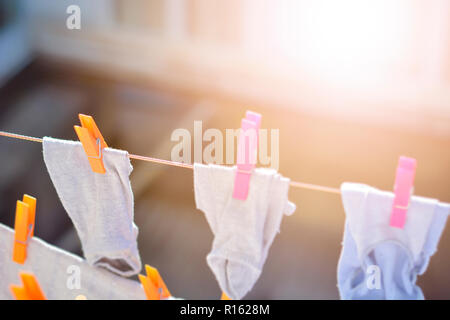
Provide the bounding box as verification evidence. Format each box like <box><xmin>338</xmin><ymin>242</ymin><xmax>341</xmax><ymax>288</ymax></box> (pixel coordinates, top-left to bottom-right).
<box><xmin>338</xmin><ymin>182</ymin><xmax>450</xmax><ymax>299</ymax></box>
<box><xmin>194</xmin><ymin>163</ymin><xmax>296</xmax><ymax>299</ymax></box>
<box><xmin>43</xmin><ymin>137</ymin><xmax>141</xmax><ymax>277</ymax></box>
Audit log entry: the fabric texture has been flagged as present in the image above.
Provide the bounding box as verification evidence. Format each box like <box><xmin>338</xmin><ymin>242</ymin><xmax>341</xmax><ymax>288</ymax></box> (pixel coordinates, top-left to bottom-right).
<box><xmin>194</xmin><ymin>163</ymin><xmax>296</xmax><ymax>300</ymax></box>
<box><xmin>0</xmin><ymin>223</ymin><xmax>146</xmax><ymax>300</ymax></box>
<box><xmin>338</xmin><ymin>182</ymin><xmax>450</xmax><ymax>300</ymax></box>
<box><xmin>43</xmin><ymin>137</ymin><xmax>141</xmax><ymax>277</ymax></box>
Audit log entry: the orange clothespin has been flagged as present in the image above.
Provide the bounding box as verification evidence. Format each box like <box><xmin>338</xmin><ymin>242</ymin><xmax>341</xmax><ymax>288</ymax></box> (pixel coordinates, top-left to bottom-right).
<box><xmin>10</xmin><ymin>272</ymin><xmax>46</xmax><ymax>300</ymax></box>
<box><xmin>74</xmin><ymin>114</ymin><xmax>108</xmax><ymax>174</ymax></box>
<box><xmin>138</xmin><ymin>264</ymin><xmax>171</xmax><ymax>300</ymax></box>
<box><xmin>221</xmin><ymin>292</ymin><xmax>231</xmax><ymax>300</ymax></box>
<box><xmin>13</xmin><ymin>195</ymin><xmax>36</xmax><ymax>264</ymax></box>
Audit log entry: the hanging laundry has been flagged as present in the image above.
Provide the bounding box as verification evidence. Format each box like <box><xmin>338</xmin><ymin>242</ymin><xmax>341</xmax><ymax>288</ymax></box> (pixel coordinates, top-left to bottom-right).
<box><xmin>337</xmin><ymin>183</ymin><xmax>450</xmax><ymax>300</ymax></box>
<box><xmin>42</xmin><ymin>137</ymin><xmax>141</xmax><ymax>277</ymax></box>
<box><xmin>0</xmin><ymin>223</ymin><xmax>146</xmax><ymax>300</ymax></box>
<box><xmin>193</xmin><ymin>163</ymin><xmax>296</xmax><ymax>300</ymax></box>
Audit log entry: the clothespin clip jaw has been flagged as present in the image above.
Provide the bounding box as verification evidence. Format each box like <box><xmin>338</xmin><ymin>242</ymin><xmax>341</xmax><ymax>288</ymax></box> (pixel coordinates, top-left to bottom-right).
<box><xmin>390</xmin><ymin>156</ymin><xmax>417</xmax><ymax>229</ymax></box>
<box><xmin>13</xmin><ymin>195</ymin><xmax>36</xmax><ymax>264</ymax></box>
<box><xmin>10</xmin><ymin>272</ymin><xmax>46</xmax><ymax>300</ymax></box>
<box><xmin>232</xmin><ymin>111</ymin><xmax>262</xmax><ymax>200</ymax></box>
<box><xmin>74</xmin><ymin>114</ymin><xmax>108</xmax><ymax>174</ymax></box>
<box><xmin>221</xmin><ymin>292</ymin><xmax>231</xmax><ymax>300</ymax></box>
<box><xmin>139</xmin><ymin>265</ymin><xmax>171</xmax><ymax>300</ymax></box>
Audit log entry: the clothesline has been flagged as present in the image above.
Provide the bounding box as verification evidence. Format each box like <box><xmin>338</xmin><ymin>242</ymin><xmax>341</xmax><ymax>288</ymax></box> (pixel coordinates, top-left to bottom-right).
<box><xmin>0</xmin><ymin>130</ymin><xmax>341</xmax><ymax>194</ymax></box>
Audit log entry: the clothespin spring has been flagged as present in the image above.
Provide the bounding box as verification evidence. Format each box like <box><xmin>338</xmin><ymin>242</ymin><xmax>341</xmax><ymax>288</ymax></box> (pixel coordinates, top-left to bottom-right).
<box><xmin>14</xmin><ymin>223</ymin><xmax>33</xmax><ymax>246</ymax></box>
<box><xmin>87</xmin><ymin>138</ymin><xmax>103</xmax><ymax>160</ymax></box>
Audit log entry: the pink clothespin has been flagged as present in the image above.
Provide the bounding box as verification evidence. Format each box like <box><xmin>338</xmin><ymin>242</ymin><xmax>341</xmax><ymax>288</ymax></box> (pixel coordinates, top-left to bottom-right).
<box><xmin>389</xmin><ymin>156</ymin><xmax>417</xmax><ymax>228</ymax></box>
<box><xmin>232</xmin><ymin>111</ymin><xmax>262</xmax><ymax>200</ymax></box>
<box><xmin>245</xmin><ymin>111</ymin><xmax>262</xmax><ymax>145</ymax></box>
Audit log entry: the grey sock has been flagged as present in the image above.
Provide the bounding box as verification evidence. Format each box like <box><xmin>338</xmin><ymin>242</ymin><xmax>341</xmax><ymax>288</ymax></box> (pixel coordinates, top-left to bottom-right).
<box><xmin>0</xmin><ymin>223</ymin><xmax>145</xmax><ymax>300</ymax></box>
<box><xmin>43</xmin><ymin>137</ymin><xmax>141</xmax><ymax>277</ymax></box>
